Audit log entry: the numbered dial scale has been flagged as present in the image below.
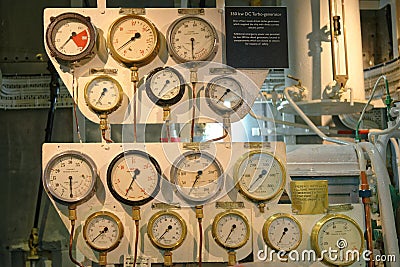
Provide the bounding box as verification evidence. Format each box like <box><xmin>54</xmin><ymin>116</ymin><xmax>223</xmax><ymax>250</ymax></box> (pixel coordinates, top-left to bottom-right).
<box><xmin>170</xmin><ymin>151</ymin><xmax>224</xmax><ymax>203</ymax></box>
<box><xmin>205</xmin><ymin>76</ymin><xmax>244</xmax><ymax>114</ymax></box>
<box><xmin>147</xmin><ymin>210</ymin><xmax>187</xmax><ymax>250</ymax></box>
<box><xmin>145</xmin><ymin>67</ymin><xmax>186</xmax><ymax>107</ymax></box>
<box><xmin>235</xmin><ymin>150</ymin><xmax>286</xmax><ymax>202</ymax></box>
<box><xmin>108</xmin><ymin>15</ymin><xmax>159</xmax><ymax>66</ymax></box>
<box><xmin>212</xmin><ymin>210</ymin><xmax>250</xmax><ymax>250</ymax></box>
<box><xmin>46</xmin><ymin>12</ymin><xmax>96</xmax><ymax>62</ymax></box>
<box><xmin>263</xmin><ymin>213</ymin><xmax>302</xmax><ymax>252</ymax></box>
<box><xmin>43</xmin><ymin>151</ymin><xmax>97</xmax><ymax>204</ymax></box>
<box><xmin>167</xmin><ymin>16</ymin><xmax>218</xmax><ymax>63</ymax></box>
<box><xmin>107</xmin><ymin>150</ymin><xmax>161</xmax><ymax>206</ymax></box>
<box><xmin>83</xmin><ymin>211</ymin><xmax>124</xmax><ymax>252</ymax></box>
<box><xmin>84</xmin><ymin>75</ymin><xmax>123</xmax><ymax>115</ymax></box>
<box><xmin>311</xmin><ymin>214</ymin><xmax>364</xmax><ymax>266</ymax></box>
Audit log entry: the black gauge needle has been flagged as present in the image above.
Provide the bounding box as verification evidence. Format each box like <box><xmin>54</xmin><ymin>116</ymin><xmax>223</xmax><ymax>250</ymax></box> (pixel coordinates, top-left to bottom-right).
<box><xmin>125</xmin><ymin>169</ymin><xmax>140</xmax><ymax>196</ymax></box>
<box><xmin>188</xmin><ymin>170</ymin><xmax>203</xmax><ymax>195</ymax></box>
<box><xmin>190</xmin><ymin>37</ymin><xmax>195</xmax><ymax>59</ymax></box>
<box><xmin>117</xmin><ymin>32</ymin><xmax>141</xmax><ymax>51</ymax></box>
<box><xmin>69</xmin><ymin>176</ymin><xmax>73</xmax><ymax>198</ymax></box>
<box><xmin>96</xmin><ymin>88</ymin><xmax>108</xmax><ymax>105</ymax></box>
<box><xmin>92</xmin><ymin>227</ymin><xmax>108</xmax><ymax>243</ymax></box>
<box><xmin>59</xmin><ymin>32</ymin><xmax>77</xmax><ymax>50</ymax></box>
<box><xmin>248</xmin><ymin>169</ymin><xmax>268</xmax><ymax>191</ymax></box>
<box><xmin>278</xmin><ymin>227</ymin><xmax>288</xmax><ymax>244</ymax></box>
<box><xmin>225</xmin><ymin>224</ymin><xmax>237</xmax><ymax>243</ymax></box>
<box><xmin>157</xmin><ymin>225</ymin><xmax>173</xmax><ymax>241</ymax></box>
<box><xmin>216</xmin><ymin>88</ymin><xmax>231</xmax><ymax>103</ymax></box>
<box><xmin>158</xmin><ymin>80</ymin><xmax>170</xmax><ymax>96</ymax></box>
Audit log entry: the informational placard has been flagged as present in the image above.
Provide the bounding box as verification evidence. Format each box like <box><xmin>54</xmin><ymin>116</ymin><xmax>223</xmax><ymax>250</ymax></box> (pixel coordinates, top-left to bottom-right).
<box><xmin>225</xmin><ymin>6</ymin><xmax>288</xmax><ymax>69</ymax></box>
<box><xmin>290</xmin><ymin>180</ymin><xmax>328</xmax><ymax>214</ymax></box>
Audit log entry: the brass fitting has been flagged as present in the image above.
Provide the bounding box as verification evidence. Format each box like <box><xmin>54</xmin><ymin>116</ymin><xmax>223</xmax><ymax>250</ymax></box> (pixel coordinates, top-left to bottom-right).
<box><xmin>132</xmin><ymin>206</ymin><xmax>141</xmax><ymax>221</ymax></box>
<box><xmin>164</xmin><ymin>251</ymin><xmax>173</xmax><ymax>266</ymax></box>
<box><xmin>228</xmin><ymin>251</ymin><xmax>236</xmax><ymax>266</ymax></box>
<box><xmin>27</xmin><ymin>228</ymin><xmax>39</xmax><ymax>260</ymax></box>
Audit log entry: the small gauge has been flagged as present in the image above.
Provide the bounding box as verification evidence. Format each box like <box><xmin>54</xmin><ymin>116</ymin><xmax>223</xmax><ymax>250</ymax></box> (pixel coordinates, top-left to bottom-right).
<box><xmin>263</xmin><ymin>213</ymin><xmax>302</xmax><ymax>252</ymax></box>
<box><xmin>147</xmin><ymin>210</ymin><xmax>187</xmax><ymax>250</ymax></box>
<box><xmin>43</xmin><ymin>151</ymin><xmax>97</xmax><ymax>204</ymax></box>
<box><xmin>107</xmin><ymin>150</ymin><xmax>161</xmax><ymax>206</ymax></box>
<box><xmin>167</xmin><ymin>16</ymin><xmax>218</xmax><ymax>63</ymax></box>
<box><xmin>205</xmin><ymin>76</ymin><xmax>244</xmax><ymax>115</ymax></box>
<box><xmin>83</xmin><ymin>211</ymin><xmax>124</xmax><ymax>252</ymax></box>
<box><xmin>84</xmin><ymin>75</ymin><xmax>123</xmax><ymax>115</ymax></box>
<box><xmin>46</xmin><ymin>12</ymin><xmax>96</xmax><ymax>62</ymax></box>
<box><xmin>212</xmin><ymin>210</ymin><xmax>250</xmax><ymax>250</ymax></box>
<box><xmin>145</xmin><ymin>67</ymin><xmax>186</xmax><ymax>107</ymax></box>
<box><xmin>108</xmin><ymin>15</ymin><xmax>159</xmax><ymax>66</ymax></box>
<box><xmin>171</xmin><ymin>151</ymin><xmax>224</xmax><ymax>203</ymax></box>
<box><xmin>311</xmin><ymin>214</ymin><xmax>364</xmax><ymax>266</ymax></box>
<box><xmin>235</xmin><ymin>150</ymin><xmax>286</xmax><ymax>202</ymax></box>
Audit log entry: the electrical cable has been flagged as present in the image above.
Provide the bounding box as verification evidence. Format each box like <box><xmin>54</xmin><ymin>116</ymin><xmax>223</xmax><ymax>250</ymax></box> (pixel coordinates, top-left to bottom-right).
<box><xmin>190</xmin><ymin>82</ymin><xmax>196</xmax><ymax>142</ymax></box>
<box><xmin>204</xmin><ymin>127</ymin><xmax>228</xmax><ymax>143</ymax></box>
<box><xmin>69</xmin><ymin>221</ymin><xmax>85</xmax><ymax>267</ymax></box>
<box><xmin>101</xmin><ymin>129</ymin><xmax>113</xmax><ymax>143</ymax></box>
<box><xmin>198</xmin><ymin>218</ymin><xmax>202</xmax><ymax>267</ymax></box>
<box><xmin>133</xmin><ymin>220</ymin><xmax>139</xmax><ymax>267</ymax></box>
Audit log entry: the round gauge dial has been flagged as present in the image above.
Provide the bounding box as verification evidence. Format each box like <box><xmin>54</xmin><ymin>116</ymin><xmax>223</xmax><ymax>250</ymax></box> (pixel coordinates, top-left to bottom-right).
<box><xmin>212</xmin><ymin>210</ymin><xmax>250</xmax><ymax>250</ymax></box>
<box><xmin>46</xmin><ymin>12</ymin><xmax>96</xmax><ymax>62</ymax></box>
<box><xmin>108</xmin><ymin>15</ymin><xmax>159</xmax><ymax>66</ymax></box>
<box><xmin>263</xmin><ymin>213</ymin><xmax>302</xmax><ymax>252</ymax></box>
<box><xmin>107</xmin><ymin>150</ymin><xmax>161</xmax><ymax>206</ymax></box>
<box><xmin>147</xmin><ymin>210</ymin><xmax>187</xmax><ymax>250</ymax></box>
<box><xmin>83</xmin><ymin>211</ymin><xmax>124</xmax><ymax>252</ymax></box>
<box><xmin>145</xmin><ymin>67</ymin><xmax>185</xmax><ymax>107</ymax></box>
<box><xmin>171</xmin><ymin>151</ymin><xmax>224</xmax><ymax>203</ymax></box>
<box><xmin>43</xmin><ymin>151</ymin><xmax>96</xmax><ymax>204</ymax></box>
<box><xmin>235</xmin><ymin>151</ymin><xmax>286</xmax><ymax>202</ymax></box>
<box><xmin>205</xmin><ymin>76</ymin><xmax>244</xmax><ymax>114</ymax></box>
<box><xmin>84</xmin><ymin>75</ymin><xmax>123</xmax><ymax>114</ymax></box>
<box><xmin>311</xmin><ymin>214</ymin><xmax>364</xmax><ymax>266</ymax></box>
<box><xmin>167</xmin><ymin>16</ymin><xmax>218</xmax><ymax>63</ymax></box>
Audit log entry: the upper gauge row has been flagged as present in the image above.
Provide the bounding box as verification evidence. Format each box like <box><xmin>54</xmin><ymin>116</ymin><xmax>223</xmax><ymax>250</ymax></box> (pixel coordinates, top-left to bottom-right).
<box><xmin>46</xmin><ymin>12</ymin><xmax>218</xmax><ymax>66</ymax></box>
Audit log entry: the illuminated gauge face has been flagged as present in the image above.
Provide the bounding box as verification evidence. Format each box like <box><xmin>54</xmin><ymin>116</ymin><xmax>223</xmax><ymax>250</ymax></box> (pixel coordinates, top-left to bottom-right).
<box><xmin>46</xmin><ymin>12</ymin><xmax>96</xmax><ymax>62</ymax></box>
<box><xmin>107</xmin><ymin>150</ymin><xmax>161</xmax><ymax>206</ymax></box>
<box><xmin>171</xmin><ymin>151</ymin><xmax>223</xmax><ymax>203</ymax></box>
<box><xmin>212</xmin><ymin>210</ymin><xmax>250</xmax><ymax>249</ymax></box>
<box><xmin>145</xmin><ymin>67</ymin><xmax>185</xmax><ymax>107</ymax></box>
<box><xmin>236</xmin><ymin>151</ymin><xmax>285</xmax><ymax>202</ymax></box>
<box><xmin>263</xmin><ymin>214</ymin><xmax>302</xmax><ymax>251</ymax></box>
<box><xmin>83</xmin><ymin>211</ymin><xmax>124</xmax><ymax>252</ymax></box>
<box><xmin>147</xmin><ymin>211</ymin><xmax>187</xmax><ymax>250</ymax></box>
<box><xmin>43</xmin><ymin>151</ymin><xmax>96</xmax><ymax>204</ymax></box>
<box><xmin>108</xmin><ymin>15</ymin><xmax>159</xmax><ymax>65</ymax></box>
<box><xmin>84</xmin><ymin>76</ymin><xmax>123</xmax><ymax>114</ymax></box>
<box><xmin>311</xmin><ymin>214</ymin><xmax>364</xmax><ymax>266</ymax></box>
<box><xmin>167</xmin><ymin>16</ymin><xmax>218</xmax><ymax>63</ymax></box>
<box><xmin>205</xmin><ymin>76</ymin><xmax>243</xmax><ymax>114</ymax></box>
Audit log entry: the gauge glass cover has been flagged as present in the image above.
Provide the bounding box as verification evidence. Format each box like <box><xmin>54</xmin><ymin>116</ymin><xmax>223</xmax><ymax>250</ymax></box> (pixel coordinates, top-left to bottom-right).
<box><xmin>205</xmin><ymin>76</ymin><xmax>243</xmax><ymax>114</ymax></box>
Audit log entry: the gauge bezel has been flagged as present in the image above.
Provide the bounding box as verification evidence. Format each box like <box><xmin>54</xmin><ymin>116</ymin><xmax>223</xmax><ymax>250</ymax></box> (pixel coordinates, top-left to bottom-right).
<box><xmin>106</xmin><ymin>150</ymin><xmax>161</xmax><ymax>206</ymax></box>
<box><xmin>45</xmin><ymin>12</ymin><xmax>96</xmax><ymax>62</ymax></box>
<box><xmin>147</xmin><ymin>210</ymin><xmax>187</xmax><ymax>250</ymax></box>
<box><xmin>145</xmin><ymin>66</ymin><xmax>186</xmax><ymax>107</ymax></box>
<box><xmin>43</xmin><ymin>150</ymin><xmax>97</xmax><ymax>204</ymax></box>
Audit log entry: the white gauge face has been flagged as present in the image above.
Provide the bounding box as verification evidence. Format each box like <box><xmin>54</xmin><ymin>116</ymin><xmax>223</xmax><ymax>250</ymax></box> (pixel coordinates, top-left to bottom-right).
<box><xmin>236</xmin><ymin>152</ymin><xmax>285</xmax><ymax>201</ymax></box>
<box><xmin>107</xmin><ymin>150</ymin><xmax>160</xmax><ymax>205</ymax></box>
<box><xmin>212</xmin><ymin>210</ymin><xmax>250</xmax><ymax>249</ymax></box>
<box><xmin>150</xmin><ymin>69</ymin><xmax>182</xmax><ymax>100</ymax></box>
<box><xmin>148</xmin><ymin>211</ymin><xmax>187</xmax><ymax>250</ymax></box>
<box><xmin>206</xmin><ymin>76</ymin><xmax>243</xmax><ymax>113</ymax></box>
<box><xmin>312</xmin><ymin>215</ymin><xmax>364</xmax><ymax>266</ymax></box>
<box><xmin>263</xmin><ymin>214</ymin><xmax>302</xmax><ymax>251</ymax></box>
<box><xmin>171</xmin><ymin>152</ymin><xmax>223</xmax><ymax>203</ymax></box>
<box><xmin>85</xmin><ymin>76</ymin><xmax>123</xmax><ymax>114</ymax></box>
<box><xmin>83</xmin><ymin>211</ymin><xmax>123</xmax><ymax>252</ymax></box>
<box><xmin>108</xmin><ymin>15</ymin><xmax>158</xmax><ymax>64</ymax></box>
<box><xmin>44</xmin><ymin>151</ymin><xmax>96</xmax><ymax>203</ymax></box>
<box><xmin>168</xmin><ymin>16</ymin><xmax>217</xmax><ymax>62</ymax></box>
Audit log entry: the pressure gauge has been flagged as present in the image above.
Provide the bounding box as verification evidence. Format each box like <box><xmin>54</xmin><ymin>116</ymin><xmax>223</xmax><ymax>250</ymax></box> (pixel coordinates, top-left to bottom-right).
<box><xmin>147</xmin><ymin>210</ymin><xmax>187</xmax><ymax>250</ymax></box>
<box><xmin>263</xmin><ymin>213</ymin><xmax>302</xmax><ymax>252</ymax></box>
<box><xmin>84</xmin><ymin>75</ymin><xmax>123</xmax><ymax>115</ymax></box>
<box><xmin>107</xmin><ymin>150</ymin><xmax>161</xmax><ymax>206</ymax></box>
<box><xmin>205</xmin><ymin>76</ymin><xmax>244</xmax><ymax>115</ymax></box>
<box><xmin>311</xmin><ymin>214</ymin><xmax>364</xmax><ymax>266</ymax></box>
<box><xmin>145</xmin><ymin>67</ymin><xmax>186</xmax><ymax>107</ymax></box>
<box><xmin>45</xmin><ymin>12</ymin><xmax>96</xmax><ymax>62</ymax></box>
<box><xmin>83</xmin><ymin>211</ymin><xmax>124</xmax><ymax>252</ymax></box>
<box><xmin>212</xmin><ymin>210</ymin><xmax>250</xmax><ymax>250</ymax></box>
<box><xmin>108</xmin><ymin>15</ymin><xmax>159</xmax><ymax>66</ymax></box>
<box><xmin>235</xmin><ymin>151</ymin><xmax>286</xmax><ymax>202</ymax></box>
<box><xmin>167</xmin><ymin>16</ymin><xmax>218</xmax><ymax>63</ymax></box>
<box><xmin>170</xmin><ymin>151</ymin><xmax>224</xmax><ymax>203</ymax></box>
<box><xmin>43</xmin><ymin>151</ymin><xmax>96</xmax><ymax>204</ymax></box>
